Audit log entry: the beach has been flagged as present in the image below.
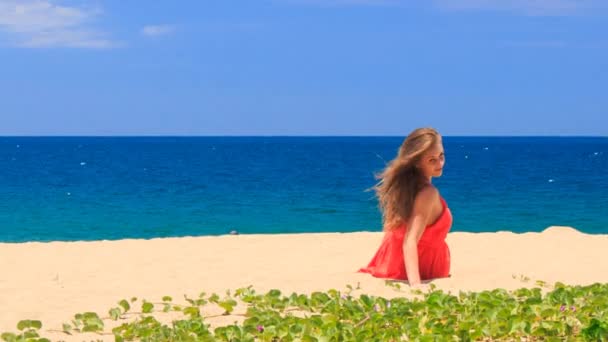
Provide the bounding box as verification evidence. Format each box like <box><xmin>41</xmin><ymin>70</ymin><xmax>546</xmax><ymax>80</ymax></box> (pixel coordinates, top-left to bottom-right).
<box><xmin>1</xmin><ymin>226</ymin><xmax>607</xmax><ymax>340</ymax></box>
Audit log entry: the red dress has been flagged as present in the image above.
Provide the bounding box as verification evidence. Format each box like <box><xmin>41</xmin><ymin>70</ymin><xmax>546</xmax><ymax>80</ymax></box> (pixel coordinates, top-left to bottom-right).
<box><xmin>358</xmin><ymin>196</ymin><xmax>452</xmax><ymax>281</ymax></box>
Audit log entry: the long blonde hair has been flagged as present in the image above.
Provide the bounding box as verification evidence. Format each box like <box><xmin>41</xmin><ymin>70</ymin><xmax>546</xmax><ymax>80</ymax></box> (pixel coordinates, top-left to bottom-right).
<box><xmin>372</xmin><ymin>127</ymin><xmax>442</xmax><ymax>230</ymax></box>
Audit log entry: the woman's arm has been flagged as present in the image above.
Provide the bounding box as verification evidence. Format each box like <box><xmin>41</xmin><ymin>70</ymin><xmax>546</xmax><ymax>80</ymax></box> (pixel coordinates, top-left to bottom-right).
<box><xmin>403</xmin><ymin>186</ymin><xmax>439</xmax><ymax>286</ymax></box>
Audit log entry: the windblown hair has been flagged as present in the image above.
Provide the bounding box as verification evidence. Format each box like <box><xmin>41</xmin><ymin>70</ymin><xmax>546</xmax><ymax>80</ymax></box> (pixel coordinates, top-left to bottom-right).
<box><xmin>372</xmin><ymin>127</ymin><xmax>442</xmax><ymax>230</ymax></box>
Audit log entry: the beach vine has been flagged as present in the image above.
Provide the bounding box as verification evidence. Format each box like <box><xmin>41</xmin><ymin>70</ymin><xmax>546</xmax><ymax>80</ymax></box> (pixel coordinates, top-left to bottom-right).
<box><xmin>2</xmin><ymin>282</ymin><xmax>608</xmax><ymax>341</ymax></box>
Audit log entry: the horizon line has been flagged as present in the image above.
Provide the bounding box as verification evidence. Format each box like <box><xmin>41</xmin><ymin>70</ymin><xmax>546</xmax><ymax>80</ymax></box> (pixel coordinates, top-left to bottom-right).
<box><xmin>0</xmin><ymin>134</ymin><xmax>606</xmax><ymax>138</ymax></box>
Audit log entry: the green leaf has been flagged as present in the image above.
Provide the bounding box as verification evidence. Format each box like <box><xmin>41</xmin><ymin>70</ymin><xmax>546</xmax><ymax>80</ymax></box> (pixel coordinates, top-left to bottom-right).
<box><xmin>80</xmin><ymin>312</ymin><xmax>104</xmax><ymax>332</ymax></box>
<box><xmin>1</xmin><ymin>332</ymin><xmax>17</xmax><ymax>342</ymax></box>
<box><xmin>109</xmin><ymin>308</ymin><xmax>121</xmax><ymax>320</ymax></box>
<box><xmin>208</xmin><ymin>293</ymin><xmax>219</xmax><ymax>303</ymax></box>
<box><xmin>183</xmin><ymin>307</ymin><xmax>200</xmax><ymax>318</ymax></box>
<box><xmin>512</xmin><ymin>320</ymin><xmax>528</xmax><ymax>335</ymax></box>
<box><xmin>219</xmin><ymin>299</ymin><xmax>237</xmax><ymax>314</ymax></box>
<box><xmin>16</xmin><ymin>320</ymin><xmax>30</xmax><ymax>331</ymax></box>
<box><xmin>142</xmin><ymin>301</ymin><xmax>154</xmax><ymax>313</ymax></box>
<box><xmin>22</xmin><ymin>330</ymin><xmax>39</xmax><ymax>338</ymax></box>
<box><xmin>118</xmin><ymin>299</ymin><xmax>130</xmax><ymax>313</ymax></box>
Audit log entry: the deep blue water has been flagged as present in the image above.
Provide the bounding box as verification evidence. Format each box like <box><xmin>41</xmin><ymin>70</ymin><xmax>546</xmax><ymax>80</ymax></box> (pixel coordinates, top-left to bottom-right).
<box><xmin>1</xmin><ymin>136</ymin><xmax>606</xmax><ymax>242</ymax></box>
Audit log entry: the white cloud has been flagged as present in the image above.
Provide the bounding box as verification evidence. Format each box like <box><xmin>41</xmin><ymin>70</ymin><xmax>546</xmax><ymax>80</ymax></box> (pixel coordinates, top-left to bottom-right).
<box><xmin>433</xmin><ymin>0</ymin><xmax>606</xmax><ymax>16</ymax></box>
<box><xmin>141</xmin><ymin>25</ymin><xmax>174</xmax><ymax>37</ymax></box>
<box><xmin>0</xmin><ymin>0</ymin><xmax>117</xmax><ymax>48</ymax></box>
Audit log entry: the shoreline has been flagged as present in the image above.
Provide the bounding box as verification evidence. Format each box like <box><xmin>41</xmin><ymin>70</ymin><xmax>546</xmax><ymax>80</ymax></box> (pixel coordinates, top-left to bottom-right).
<box><xmin>2</xmin><ymin>225</ymin><xmax>606</xmax><ymax>245</ymax></box>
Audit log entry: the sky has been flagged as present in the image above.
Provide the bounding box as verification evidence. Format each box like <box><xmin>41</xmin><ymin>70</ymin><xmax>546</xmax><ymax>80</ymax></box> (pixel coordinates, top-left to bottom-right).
<box><xmin>0</xmin><ymin>0</ymin><xmax>607</xmax><ymax>136</ymax></box>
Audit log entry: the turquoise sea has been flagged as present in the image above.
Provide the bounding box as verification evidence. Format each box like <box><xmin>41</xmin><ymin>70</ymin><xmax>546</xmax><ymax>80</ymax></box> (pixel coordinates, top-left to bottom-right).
<box><xmin>1</xmin><ymin>136</ymin><xmax>606</xmax><ymax>242</ymax></box>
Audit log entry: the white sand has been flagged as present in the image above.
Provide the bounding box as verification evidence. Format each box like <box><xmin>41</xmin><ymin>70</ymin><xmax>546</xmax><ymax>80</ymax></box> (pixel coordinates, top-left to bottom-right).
<box><xmin>1</xmin><ymin>226</ymin><xmax>607</xmax><ymax>340</ymax></box>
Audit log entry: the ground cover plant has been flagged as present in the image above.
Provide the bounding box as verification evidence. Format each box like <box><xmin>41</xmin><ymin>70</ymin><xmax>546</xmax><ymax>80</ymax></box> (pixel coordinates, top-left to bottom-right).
<box><xmin>2</xmin><ymin>280</ymin><xmax>608</xmax><ymax>341</ymax></box>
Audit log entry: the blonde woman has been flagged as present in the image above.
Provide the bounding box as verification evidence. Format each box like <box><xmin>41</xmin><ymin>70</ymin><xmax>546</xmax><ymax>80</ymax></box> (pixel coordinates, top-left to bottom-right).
<box><xmin>359</xmin><ymin>128</ymin><xmax>452</xmax><ymax>286</ymax></box>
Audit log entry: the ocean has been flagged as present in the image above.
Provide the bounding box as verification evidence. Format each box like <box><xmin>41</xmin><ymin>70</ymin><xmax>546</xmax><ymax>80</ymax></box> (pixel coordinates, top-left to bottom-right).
<box><xmin>1</xmin><ymin>136</ymin><xmax>606</xmax><ymax>242</ymax></box>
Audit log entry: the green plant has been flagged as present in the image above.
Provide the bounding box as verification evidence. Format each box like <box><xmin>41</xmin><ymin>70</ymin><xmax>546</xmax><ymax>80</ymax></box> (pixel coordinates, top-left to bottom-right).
<box><xmin>2</xmin><ymin>281</ymin><xmax>608</xmax><ymax>341</ymax></box>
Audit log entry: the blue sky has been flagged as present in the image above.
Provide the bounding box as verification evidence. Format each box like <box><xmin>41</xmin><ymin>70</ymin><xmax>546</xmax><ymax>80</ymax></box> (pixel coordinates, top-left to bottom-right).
<box><xmin>1</xmin><ymin>0</ymin><xmax>607</xmax><ymax>136</ymax></box>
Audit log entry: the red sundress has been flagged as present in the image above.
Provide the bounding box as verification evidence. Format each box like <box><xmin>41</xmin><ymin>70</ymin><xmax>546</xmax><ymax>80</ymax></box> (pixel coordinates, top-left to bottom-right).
<box><xmin>358</xmin><ymin>196</ymin><xmax>452</xmax><ymax>281</ymax></box>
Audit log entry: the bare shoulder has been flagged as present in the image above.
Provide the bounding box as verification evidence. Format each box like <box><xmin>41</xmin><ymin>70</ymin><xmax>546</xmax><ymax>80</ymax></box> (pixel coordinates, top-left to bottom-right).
<box><xmin>414</xmin><ymin>185</ymin><xmax>439</xmax><ymax>207</ymax></box>
<box><xmin>407</xmin><ymin>185</ymin><xmax>440</xmax><ymax>237</ymax></box>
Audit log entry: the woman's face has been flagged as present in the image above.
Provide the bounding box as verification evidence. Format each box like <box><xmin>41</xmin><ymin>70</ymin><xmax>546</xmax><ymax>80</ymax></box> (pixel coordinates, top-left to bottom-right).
<box><xmin>417</xmin><ymin>141</ymin><xmax>445</xmax><ymax>179</ymax></box>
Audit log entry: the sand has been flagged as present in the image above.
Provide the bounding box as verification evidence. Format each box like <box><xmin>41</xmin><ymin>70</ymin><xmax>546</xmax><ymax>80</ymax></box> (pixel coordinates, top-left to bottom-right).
<box><xmin>1</xmin><ymin>226</ymin><xmax>607</xmax><ymax>340</ymax></box>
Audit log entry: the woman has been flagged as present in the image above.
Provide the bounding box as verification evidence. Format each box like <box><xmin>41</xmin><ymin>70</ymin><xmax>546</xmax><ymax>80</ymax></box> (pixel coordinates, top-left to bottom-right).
<box><xmin>359</xmin><ymin>127</ymin><xmax>452</xmax><ymax>287</ymax></box>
